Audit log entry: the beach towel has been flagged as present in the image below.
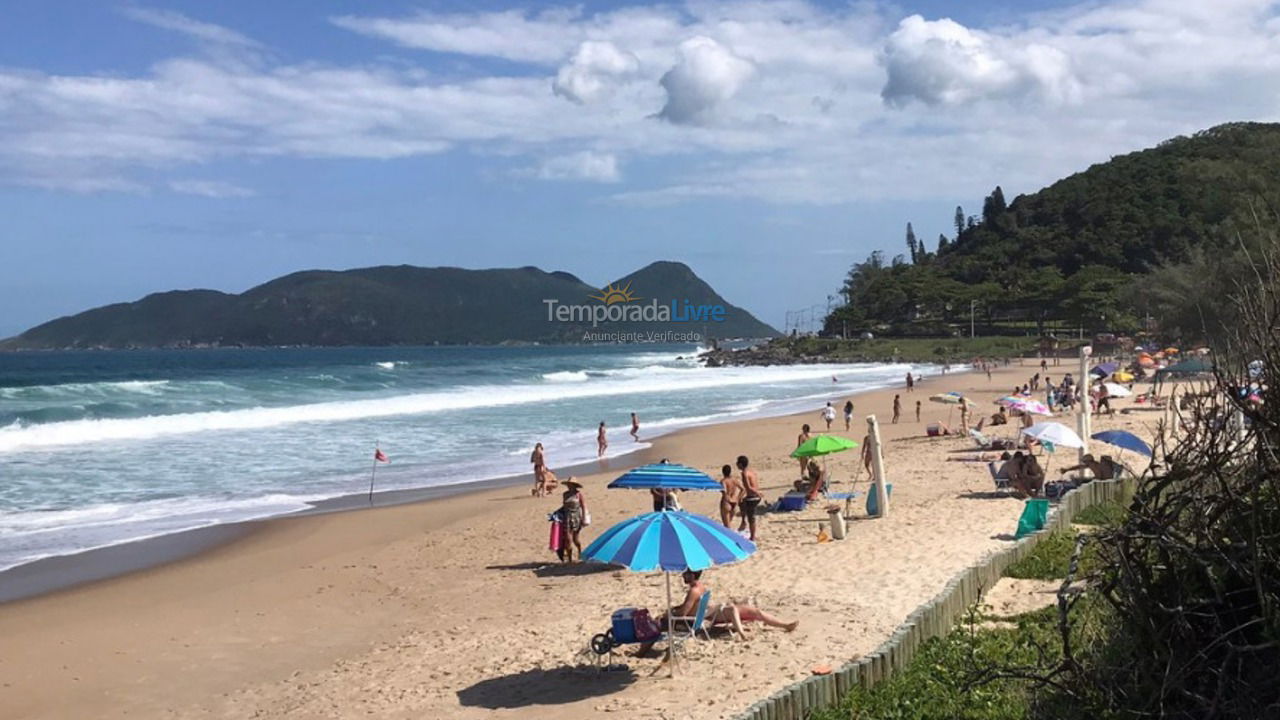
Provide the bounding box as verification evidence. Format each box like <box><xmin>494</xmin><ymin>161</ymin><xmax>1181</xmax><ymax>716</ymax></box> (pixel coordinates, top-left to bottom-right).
<box><xmin>1015</xmin><ymin>499</ymin><xmax>1050</xmax><ymax>538</ymax></box>
<box><xmin>549</xmin><ymin>519</ymin><xmax>562</xmax><ymax>552</ymax></box>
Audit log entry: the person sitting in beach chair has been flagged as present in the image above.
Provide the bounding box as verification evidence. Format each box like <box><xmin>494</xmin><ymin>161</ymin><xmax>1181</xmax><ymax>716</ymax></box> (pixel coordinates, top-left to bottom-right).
<box><xmin>988</xmin><ymin>451</ymin><xmax>1014</xmax><ymax>490</ymax></box>
<box><xmin>989</xmin><ymin>407</ymin><xmax>1008</xmax><ymax>426</ymax></box>
<box><xmin>1010</xmin><ymin>454</ymin><xmax>1045</xmax><ymax>498</ymax></box>
<box><xmin>793</xmin><ymin>463</ymin><xmax>827</xmax><ymax>501</ymax></box>
<box><xmin>636</xmin><ymin>570</ymin><xmax>710</xmax><ymax>657</ymax></box>
<box><xmin>970</xmin><ymin>428</ymin><xmax>1016</xmax><ymax>451</ymax></box>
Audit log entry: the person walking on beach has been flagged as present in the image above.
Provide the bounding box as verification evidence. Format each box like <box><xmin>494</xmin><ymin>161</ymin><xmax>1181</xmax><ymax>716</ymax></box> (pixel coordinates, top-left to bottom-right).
<box><xmin>559</xmin><ymin>479</ymin><xmax>587</xmax><ymax>563</ymax></box>
<box><xmin>719</xmin><ymin>464</ymin><xmax>743</xmax><ymax>528</ymax></box>
<box><xmin>915</xmin><ymin>400</ymin><xmax>921</xmax><ymax>422</ymax></box>
<box><xmin>821</xmin><ymin>402</ymin><xmax>836</xmax><ymax>431</ymax></box>
<box><xmin>892</xmin><ymin>394</ymin><xmax>901</xmax><ymax>424</ymax></box>
<box><xmin>796</xmin><ymin>424</ymin><xmax>812</xmax><ymax>476</ymax></box>
<box><xmin>530</xmin><ymin>442</ymin><xmax>547</xmax><ymax>497</ymax></box>
<box><xmin>906</xmin><ymin>372</ymin><xmax>914</xmax><ymax>392</ymax></box>
<box><xmin>597</xmin><ymin>421</ymin><xmax>608</xmax><ymax>458</ymax></box>
<box><xmin>736</xmin><ymin>455</ymin><xmax>762</xmax><ymax>541</ymax></box>
<box><xmin>843</xmin><ymin>400</ymin><xmax>854</xmax><ymax>431</ymax></box>
<box><xmin>630</xmin><ymin>412</ymin><xmax>640</xmax><ymax>442</ymax></box>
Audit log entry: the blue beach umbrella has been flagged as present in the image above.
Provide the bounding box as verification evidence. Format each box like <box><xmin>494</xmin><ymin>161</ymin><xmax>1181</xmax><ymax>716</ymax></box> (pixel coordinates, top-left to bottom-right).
<box><xmin>1091</xmin><ymin>429</ymin><xmax>1153</xmax><ymax>457</ymax></box>
<box><xmin>583</xmin><ymin>510</ymin><xmax>756</xmax><ymax>571</ymax></box>
<box><xmin>583</xmin><ymin>511</ymin><xmax>755</xmax><ymax>673</ymax></box>
<box><xmin>608</xmin><ymin>462</ymin><xmax>722</xmax><ymax>491</ymax></box>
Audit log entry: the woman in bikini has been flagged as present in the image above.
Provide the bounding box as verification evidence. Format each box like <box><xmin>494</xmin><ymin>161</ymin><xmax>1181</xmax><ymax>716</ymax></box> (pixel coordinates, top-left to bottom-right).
<box><xmin>709</xmin><ymin>601</ymin><xmax>799</xmax><ymax>638</ymax></box>
<box><xmin>530</xmin><ymin>443</ymin><xmax>546</xmax><ymax>497</ymax></box>
<box><xmin>718</xmin><ymin>464</ymin><xmax>743</xmax><ymax>528</ymax></box>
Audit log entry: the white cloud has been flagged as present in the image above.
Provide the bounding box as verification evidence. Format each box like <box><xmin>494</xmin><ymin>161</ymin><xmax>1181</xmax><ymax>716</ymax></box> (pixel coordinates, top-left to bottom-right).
<box><xmin>658</xmin><ymin>36</ymin><xmax>755</xmax><ymax>125</ymax></box>
<box><xmin>121</xmin><ymin>6</ymin><xmax>261</xmax><ymax>48</ymax></box>
<box><xmin>880</xmin><ymin>15</ymin><xmax>1080</xmax><ymax>106</ymax></box>
<box><xmin>534</xmin><ymin>151</ymin><xmax>621</xmax><ymax>182</ymax></box>
<box><xmin>331</xmin><ymin>9</ymin><xmax>582</xmax><ymax>64</ymax></box>
<box><xmin>553</xmin><ymin>41</ymin><xmax>640</xmax><ymax>104</ymax></box>
<box><xmin>1</xmin><ymin>0</ymin><xmax>1279</xmax><ymax>206</ymax></box>
<box><xmin>169</xmin><ymin>179</ymin><xmax>255</xmax><ymax>198</ymax></box>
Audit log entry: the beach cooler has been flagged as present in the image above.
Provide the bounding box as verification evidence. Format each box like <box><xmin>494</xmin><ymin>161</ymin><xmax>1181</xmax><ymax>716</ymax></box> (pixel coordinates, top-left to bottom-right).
<box><xmin>610</xmin><ymin>608</ymin><xmax>640</xmax><ymax>644</ymax></box>
<box><xmin>778</xmin><ymin>491</ymin><xmax>807</xmax><ymax>511</ymax></box>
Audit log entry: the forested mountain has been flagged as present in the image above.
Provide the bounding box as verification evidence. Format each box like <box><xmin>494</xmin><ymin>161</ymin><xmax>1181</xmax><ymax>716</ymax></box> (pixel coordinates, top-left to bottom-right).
<box><xmin>825</xmin><ymin>122</ymin><xmax>1280</xmax><ymax>338</ymax></box>
<box><xmin>1</xmin><ymin>262</ymin><xmax>777</xmax><ymax>349</ymax></box>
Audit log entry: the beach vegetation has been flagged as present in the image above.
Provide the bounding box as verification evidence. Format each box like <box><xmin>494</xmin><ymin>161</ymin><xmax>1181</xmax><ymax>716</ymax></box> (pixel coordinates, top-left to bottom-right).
<box><xmin>824</xmin><ymin>122</ymin><xmax>1280</xmax><ymax>343</ymax></box>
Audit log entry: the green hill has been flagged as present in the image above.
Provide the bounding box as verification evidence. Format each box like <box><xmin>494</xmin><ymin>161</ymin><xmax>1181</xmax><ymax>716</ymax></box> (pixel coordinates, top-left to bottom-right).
<box><xmin>826</xmin><ymin>122</ymin><xmax>1280</xmax><ymax>338</ymax></box>
<box><xmin>1</xmin><ymin>262</ymin><xmax>778</xmax><ymax>350</ymax></box>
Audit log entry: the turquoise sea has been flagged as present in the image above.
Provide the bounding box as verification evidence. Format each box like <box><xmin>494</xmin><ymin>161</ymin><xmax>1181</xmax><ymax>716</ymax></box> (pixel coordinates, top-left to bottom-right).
<box><xmin>0</xmin><ymin>345</ymin><xmax>932</xmax><ymax>572</ymax></box>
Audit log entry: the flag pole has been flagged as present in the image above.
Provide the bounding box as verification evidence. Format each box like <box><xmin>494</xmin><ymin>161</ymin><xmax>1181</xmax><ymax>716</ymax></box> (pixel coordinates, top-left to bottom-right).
<box><xmin>368</xmin><ymin>441</ymin><xmax>379</xmax><ymax>504</ymax></box>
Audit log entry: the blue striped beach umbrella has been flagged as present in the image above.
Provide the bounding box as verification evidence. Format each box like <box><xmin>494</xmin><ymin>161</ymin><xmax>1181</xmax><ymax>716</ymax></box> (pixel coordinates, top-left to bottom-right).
<box><xmin>583</xmin><ymin>510</ymin><xmax>755</xmax><ymax>673</ymax></box>
<box><xmin>583</xmin><ymin>510</ymin><xmax>756</xmax><ymax>571</ymax></box>
<box><xmin>607</xmin><ymin>462</ymin><xmax>722</xmax><ymax>491</ymax></box>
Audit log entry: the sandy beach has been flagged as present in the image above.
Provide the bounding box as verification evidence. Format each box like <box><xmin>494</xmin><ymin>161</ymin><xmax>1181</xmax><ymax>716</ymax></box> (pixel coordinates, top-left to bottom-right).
<box><xmin>0</xmin><ymin>360</ymin><xmax>1163</xmax><ymax>720</ymax></box>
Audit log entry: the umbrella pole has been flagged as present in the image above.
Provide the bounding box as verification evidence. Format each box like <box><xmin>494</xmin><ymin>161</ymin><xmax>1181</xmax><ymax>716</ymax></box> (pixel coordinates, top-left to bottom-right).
<box><xmin>665</xmin><ymin>571</ymin><xmax>675</xmax><ymax>677</ymax></box>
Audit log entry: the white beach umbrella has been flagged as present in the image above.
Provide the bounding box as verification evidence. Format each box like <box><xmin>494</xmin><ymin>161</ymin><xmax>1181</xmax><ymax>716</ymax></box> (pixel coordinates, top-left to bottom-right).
<box><xmin>1021</xmin><ymin>422</ymin><xmax>1084</xmax><ymax>449</ymax></box>
<box><xmin>1102</xmin><ymin>382</ymin><xmax>1132</xmax><ymax>398</ymax></box>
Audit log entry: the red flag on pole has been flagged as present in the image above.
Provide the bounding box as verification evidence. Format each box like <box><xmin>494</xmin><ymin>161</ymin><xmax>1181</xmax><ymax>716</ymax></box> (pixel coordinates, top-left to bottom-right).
<box><xmin>374</xmin><ymin>448</ymin><xmax>389</xmax><ymax>463</ymax></box>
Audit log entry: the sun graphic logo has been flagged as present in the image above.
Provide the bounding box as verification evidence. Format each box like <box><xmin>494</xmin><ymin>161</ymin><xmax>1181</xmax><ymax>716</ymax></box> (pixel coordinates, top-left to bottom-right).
<box><xmin>589</xmin><ymin>282</ymin><xmax>641</xmax><ymax>305</ymax></box>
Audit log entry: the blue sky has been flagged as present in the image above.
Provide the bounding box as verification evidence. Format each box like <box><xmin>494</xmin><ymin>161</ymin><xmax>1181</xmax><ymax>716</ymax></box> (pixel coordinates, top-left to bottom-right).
<box><xmin>2</xmin><ymin>0</ymin><xmax>1278</xmax><ymax>338</ymax></box>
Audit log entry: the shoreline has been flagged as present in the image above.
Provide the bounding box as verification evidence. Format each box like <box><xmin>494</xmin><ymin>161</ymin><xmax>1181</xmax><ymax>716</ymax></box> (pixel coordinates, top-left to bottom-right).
<box><xmin>3</xmin><ymin>360</ymin><xmax>1107</xmax><ymax>720</ymax></box>
<box><xmin>0</xmin><ymin>368</ymin><xmax>930</xmax><ymax>604</ymax></box>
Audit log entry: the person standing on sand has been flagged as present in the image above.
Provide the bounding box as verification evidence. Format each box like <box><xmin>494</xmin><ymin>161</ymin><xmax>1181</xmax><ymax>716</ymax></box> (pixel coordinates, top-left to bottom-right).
<box><xmin>559</xmin><ymin>479</ymin><xmax>587</xmax><ymax>563</ymax></box>
<box><xmin>959</xmin><ymin>396</ymin><xmax>970</xmax><ymax>432</ymax></box>
<box><xmin>737</xmin><ymin>455</ymin><xmax>762</xmax><ymax>541</ymax></box>
<box><xmin>630</xmin><ymin>413</ymin><xmax>640</xmax><ymax>442</ymax></box>
<box><xmin>530</xmin><ymin>443</ymin><xmax>547</xmax><ymax>497</ymax></box>
<box><xmin>796</xmin><ymin>424</ymin><xmax>812</xmax><ymax>476</ymax></box>
<box><xmin>821</xmin><ymin>402</ymin><xmax>836</xmax><ymax>431</ymax></box>
<box><xmin>915</xmin><ymin>400</ymin><xmax>921</xmax><ymax>422</ymax></box>
<box><xmin>597</xmin><ymin>421</ymin><xmax>608</xmax><ymax>458</ymax></box>
<box><xmin>906</xmin><ymin>372</ymin><xmax>914</xmax><ymax>392</ymax></box>
<box><xmin>892</xmin><ymin>394</ymin><xmax>901</xmax><ymax>424</ymax></box>
<box><xmin>719</xmin><ymin>464</ymin><xmax>743</xmax><ymax>528</ymax></box>
<box><xmin>843</xmin><ymin>400</ymin><xmax>854</xmax><ymax>431</ymax></box>
<box><xmin>860</xmin><ymin>435</ymin><xmax>872</xmax><ymax>475</ymax></box>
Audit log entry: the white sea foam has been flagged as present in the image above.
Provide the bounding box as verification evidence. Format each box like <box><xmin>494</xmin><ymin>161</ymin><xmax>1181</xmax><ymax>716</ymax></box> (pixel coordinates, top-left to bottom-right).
<box><xmin>542</xmin><ymin>370</ymin><xmax>590</xmax><ymax>383</ymax></box>
<box><xmin>0</xmin><ymin>362</ymin><xmax>913</xmax><ymax>452</ymax></box>
<box><xmin>0</xmin><ymin>379</ymin><xmax>171</xmax><ymax>399</ymax></box>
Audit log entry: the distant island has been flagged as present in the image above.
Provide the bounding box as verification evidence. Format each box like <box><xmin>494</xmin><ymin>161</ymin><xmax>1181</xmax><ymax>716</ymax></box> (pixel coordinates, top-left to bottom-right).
<box><xmin>0</xmin><ymin>261</ymin><xmax>778</xmax><ymax>350</ymax></box>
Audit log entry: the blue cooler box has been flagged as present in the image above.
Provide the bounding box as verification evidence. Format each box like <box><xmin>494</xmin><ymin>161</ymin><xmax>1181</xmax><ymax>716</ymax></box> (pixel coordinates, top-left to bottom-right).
<box><xmin>611</xmin><ymin>608</ymin><xmax>639</xmax><ymax>643</ymax></box>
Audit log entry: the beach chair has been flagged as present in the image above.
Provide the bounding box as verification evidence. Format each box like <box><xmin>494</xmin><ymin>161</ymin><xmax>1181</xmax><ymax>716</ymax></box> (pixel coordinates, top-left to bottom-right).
<box><xmin>988</xmin><ymin>461</ymin><xmax>1011</xmax><ymax>490</ymax></box>
<box><xmin>590</xmin><ymin>591</ymin><xmax>713</xmax><ymax>667</ymax></box>
<box><xmin>669</xmin><ymin>590</ymin><xmax>713</xmax><ymax>644</ymax></box>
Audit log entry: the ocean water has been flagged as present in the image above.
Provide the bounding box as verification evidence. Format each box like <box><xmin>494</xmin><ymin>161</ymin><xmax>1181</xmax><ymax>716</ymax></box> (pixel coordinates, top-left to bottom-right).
<box><xmin>0</xmin><ymin>345</ymin><xmax>932</xmax><ymax>572</ymax></box>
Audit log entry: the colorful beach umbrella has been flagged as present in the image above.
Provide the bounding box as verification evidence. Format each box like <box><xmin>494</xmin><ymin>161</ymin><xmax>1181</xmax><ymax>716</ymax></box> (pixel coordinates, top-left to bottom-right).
<box><xmin>583</xmin><ymin>510</ymin><xmax>755</xmax><ymax>674</ymax></box>
<box><xmin>995</xmin><ymin>395</ymin><xmax>1023</xmax><ymax>407</ymax></box>
<box><xmin>1091</xmin><ymin>430</ymin><xmax>1152</xmax><ymax>457</ymax></box>
<box><xmin>791</xmin><ymin>434</ymin><xmax>859</xmax><ymax>458</ymax></box>
<box><xmin>929</xmin><ymin>391</ymin><xmax>977</xmax><ymax>407</ymax></box>
<box><xmin>608</xmin><ymin>462</ymin><xmax>722</xmax><ymax>491</ymax></box>
<box><xmin>1090</xmin><ymin>362</ymin><xmax>1119</xmax><ymax>377</ymax></box>
<box><xmin>1021</xmin><ymin>422</ymin><xmax>1084</xmax><ymax>449</ymax></box>
<box><xmin>1010</xmin><ymin>398</ymin><xmax>1053</xmax><ymax>416</ymax></box>
<box><xmin>583</xmin><ymin>510</ymin><xmax>756</xmax><ymax>572</ymax></box>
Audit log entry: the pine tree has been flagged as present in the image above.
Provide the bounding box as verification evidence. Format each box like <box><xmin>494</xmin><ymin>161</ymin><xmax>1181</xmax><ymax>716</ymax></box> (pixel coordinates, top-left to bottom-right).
<box><xmin>906</xmin><ymin>223</ymin><xmax>918</xmax><ymax>263</ymax></box>
<box><xmin>954</xmin><ymin>206</ymin><xmax>964</xmax><ymax>239</ymax></box>
<box><xmin>982</xmin><ymin>187</ymin><xmax>1007</xmax><ymax>224</ymax></box>
<box><xmin>937</xmin><ymin>233</ymin><xmax>949</xmax><ymax>255</ymax></box>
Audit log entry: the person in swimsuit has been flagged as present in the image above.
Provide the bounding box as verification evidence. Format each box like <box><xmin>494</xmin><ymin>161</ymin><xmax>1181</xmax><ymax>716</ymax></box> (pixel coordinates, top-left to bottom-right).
<box><xmin>796</xmin><ymin>424</ymin><xmax>812</xmax><ymax>476</ymax></box>
<box><xmin>843</xmin><ymin>400</ymin><xmax>854</xmax><ymax>431</ymax></box>
<box><xmin>637</xmin><ymin>569</ymin><xmax>707</xmax><ymax>657</ymax></box>
<box><xmin>530</xmin><ymin>443</ymin><xmax>546</xmax><ymax>497</ymax></box>
<box><xmin>559</xmin><ymin>479</ymin><xmax>587</xmax><ymax>562</ymax></box>
<box><xmin>736</xmin><ymin>455</ymin><xmax>762</xmax><ymax>541</ymax></box>
<box><xmin>906</xmin><ymin>372</ymin><xmax>914</xmax><ymax>392</ymax></box>
<box><xmin>821</xmin><ymin>402</ymin><xmax>836</xmax><ymax>431</ymax></box>
<box><xmin>630</xmin><ymin>413</ymin><xmax>640</xmax><ymax>442</ymax></box>
<box><xmin>892</xmin><ymin>395</ymin><xmax>901</xmax><ymax>424</ymax></box>
<box><xmin>915</xmin><ymin>400</ymin><xmax>921</xmax><ymax>422</ymax></box>
<box><xmin>597</xmin><ymin>421</ymin><xmax>608</xmax><ymax>458</ymax></box>
<box><xmin>719</xmin><ymin>464</ymin><xmax>743</xmax><ymax>528</ymax></box>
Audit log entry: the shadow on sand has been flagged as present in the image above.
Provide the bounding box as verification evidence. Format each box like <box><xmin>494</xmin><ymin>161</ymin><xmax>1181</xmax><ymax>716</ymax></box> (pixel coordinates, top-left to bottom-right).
<box><xmin>456</xmin><ymin>666</ymin><xmax>637</xmax><ymax>709</ymax></box>
<box><xmin>956</xmin><ymin>490</ymin><xmax>1016</xmax><ymax>501</ymax></box>
<box><xmin>486</xmin><ymin>561</ymin><xmax>619</xmax><ymax>578</ymax></box>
